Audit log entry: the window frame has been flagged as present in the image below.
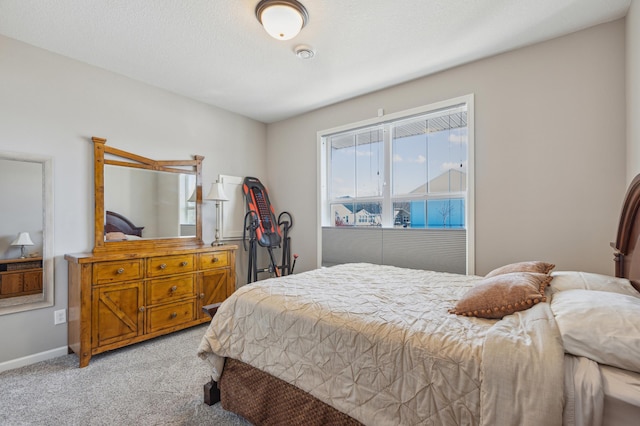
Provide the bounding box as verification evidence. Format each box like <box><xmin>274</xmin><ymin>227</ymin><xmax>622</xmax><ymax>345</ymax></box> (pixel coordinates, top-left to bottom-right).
<box><xmin>317</xmin><ymin>94</ymin><xmax>475</xmax><ymax>273</ymax></box>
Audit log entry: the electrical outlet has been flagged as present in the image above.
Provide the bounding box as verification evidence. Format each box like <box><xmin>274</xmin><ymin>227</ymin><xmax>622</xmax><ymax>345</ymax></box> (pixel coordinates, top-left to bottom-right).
<box><xmin>54</xmin><ymin>309</ymin><xmax>66</xmax><ymax>325</ymax></box>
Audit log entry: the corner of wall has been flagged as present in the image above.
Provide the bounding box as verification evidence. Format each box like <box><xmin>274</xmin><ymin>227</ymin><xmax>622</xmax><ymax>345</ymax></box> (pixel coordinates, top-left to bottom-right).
<box><xmin>627</xmin><ymin>2</ymin><xmax>640</xmax><ymax>183</ymax></box>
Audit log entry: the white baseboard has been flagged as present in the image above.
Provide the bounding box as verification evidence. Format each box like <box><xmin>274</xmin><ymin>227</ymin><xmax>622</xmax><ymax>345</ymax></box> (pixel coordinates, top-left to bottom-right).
<box><xmin>0</xmin><ymin>346</ymin><xmax>69</xmax><ymax>373</ymax></box>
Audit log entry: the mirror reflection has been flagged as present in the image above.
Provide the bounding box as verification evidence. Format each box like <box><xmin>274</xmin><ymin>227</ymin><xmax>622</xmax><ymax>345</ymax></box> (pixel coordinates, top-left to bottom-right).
<box><xmin>0</xmin><ymin>154</ymin><xmax>53</xmax><ymax>313</ymax></box>
<box><xmin>104</xmin><ymin>165</ymin><xmax>196</xmax><ymax>241</ymax></box>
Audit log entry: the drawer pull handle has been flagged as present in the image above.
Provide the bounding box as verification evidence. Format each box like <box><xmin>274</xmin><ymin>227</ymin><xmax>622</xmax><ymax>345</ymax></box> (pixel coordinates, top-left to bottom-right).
<box><xmin>200</xmin><ymin>293</ymin><xmax>205</xmax><ymax>299</ymax></box>
<box><xmin>180</xmin><ymin>261</ymin><xmax>188</xmax><ymax>267</ymax></box>
<box><xmin>160</xmin><ymin>263</ymin><xmax>167</xmax><ymax>270</ymax></box>
<box><xmin>213</xmin><ymin>257</ymin><xmax>219</xmax><ymax>263</ymax></box>
<box><xmin>139</xmin><ymin>306</ymin><xmax>145</xmax><ymax>312</ymax></box>
<box><xmin>170</xmin><ymin>312</ymin><xmax>178</xmax><ymax>319</ymax></box>
<box><xmin>116</xmin><ymin>268</ymin><xmax>125</xmax><ymax>274</ymax></box>
<box><xmin>170</xmin><ymin>285</ymin><xmax>178</xmax><ymax>292</ymax></box>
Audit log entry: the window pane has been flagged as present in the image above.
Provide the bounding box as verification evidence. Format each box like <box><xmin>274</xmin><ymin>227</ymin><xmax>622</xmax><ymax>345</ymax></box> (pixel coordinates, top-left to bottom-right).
<box><xmin>331</xmin><ymin>201</ymin><xmax>382</xmax><ymax>227</ymax></box>
<box><xmin>331</xmin><ymin>202</ymin><xmax>354</xmax><ymax>226</ymax></box>
<box><xmin>391</xmin><ymin>111</ymin><xmax>468</xmax><ymax>196</ymax></box>
<box><xmin>410</xmin><ymin>200</ymin><xmax>427</xmax><ymax>228</ymax></box>
<box><xmin>392</xmin><ymin>120</ymin><xmax>427</xmax><ymax>196</ymax></box>
<box><xmin>354</xmin><ymin>202</ymin><xmax>382</xmax><ymax>226</ymax></box>
<box><xmin>356</xmin><ymin>129</ymin><xmax>383</xmax><ymax>197</ymax></box>
<box><xmin>330</xmin><ymin>134</ymin><xmax>355</xmax><ymax>199</ymax></box>
<box><xmin>427</xmin><ymin>198</ymin><xmax>465</xmax><ymax>228</ymax></box>
<box><xmin>393</xmin><ymin>200</ymin><xmax>427</xmax><ymax>228</ymax></box>
<box><xmin>428</xmin><ymin>123</ymin><xmax>468</xmax><ymax>193</ymax></box>
<box><xmin>394</xmin><ymin>199</ymin><xmax>465</xmax><ymax>228</ymax></box>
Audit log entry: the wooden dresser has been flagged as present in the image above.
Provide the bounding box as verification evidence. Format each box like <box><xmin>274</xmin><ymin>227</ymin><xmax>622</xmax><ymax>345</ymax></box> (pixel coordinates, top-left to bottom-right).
<box><xmin>65</xmin><ymin>245</ymin><xmax>236</xmax><ymax>367</ymax></box>
<box><xmin>0</xmin><ymin>257</ymin><xmax>43</xmax><ymax>299</ymax></box>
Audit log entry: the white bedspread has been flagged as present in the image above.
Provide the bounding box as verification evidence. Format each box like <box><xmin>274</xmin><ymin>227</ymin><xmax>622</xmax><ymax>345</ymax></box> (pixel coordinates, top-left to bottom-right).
<box><xmin>198</xmin><ymin>263</ymin><xmax>564</xmax><ymax>425</ymax></box>
<box><xmin>563</xmin><ymin>355</ymin><xmax>604</xmax><ymax>426</ymax></box>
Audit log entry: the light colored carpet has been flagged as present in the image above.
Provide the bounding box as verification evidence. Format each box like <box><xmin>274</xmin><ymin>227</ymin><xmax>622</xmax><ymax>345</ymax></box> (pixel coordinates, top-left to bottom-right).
<box><xmin>0</xmin><ymin>324</ymin><xmax>252</xmax><ymax>426</ymax></box>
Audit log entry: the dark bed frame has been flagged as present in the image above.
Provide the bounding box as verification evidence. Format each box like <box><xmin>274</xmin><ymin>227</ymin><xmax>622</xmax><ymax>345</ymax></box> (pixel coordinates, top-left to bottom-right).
<box><xmin>104</xmin><ymin>210</ymin><xmax>144</xmax><ymax>237</ymax></box>
<box><xmin>204</xmin><ymin>174</ymin><xmax>640</xmax><ymax>425</ymax></box>
<box><xmin>613</xmin><ymin>174</ymin><xmax>640</xmax><ymax>292</ymax></box>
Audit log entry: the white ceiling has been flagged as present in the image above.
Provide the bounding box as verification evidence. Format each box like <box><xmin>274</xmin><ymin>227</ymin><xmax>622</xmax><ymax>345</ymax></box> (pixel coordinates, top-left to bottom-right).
<box><xmin>0</xmin><ymin>0</ymin><xmax>632</xmax><ymax>123</ymax></box>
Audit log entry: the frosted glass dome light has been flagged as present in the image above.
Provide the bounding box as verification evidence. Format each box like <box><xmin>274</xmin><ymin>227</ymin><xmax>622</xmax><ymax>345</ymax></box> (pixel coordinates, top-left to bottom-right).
<box><xmin>256</xmin><ymin>0</ymin><xmax>309</xmax><ymax>41</ymax></box>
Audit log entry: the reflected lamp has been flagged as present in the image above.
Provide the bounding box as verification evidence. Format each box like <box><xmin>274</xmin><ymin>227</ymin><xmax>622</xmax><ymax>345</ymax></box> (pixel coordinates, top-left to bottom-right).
<box><xmin>11</xmin><ymin>232</ymin><xmax>34</xmax><ymax>258</ymax></box>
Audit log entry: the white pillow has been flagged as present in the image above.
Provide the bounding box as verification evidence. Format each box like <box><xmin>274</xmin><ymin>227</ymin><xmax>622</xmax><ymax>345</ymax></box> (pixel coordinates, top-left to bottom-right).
<box><xmin>551</xmin><ymin>289</ymin><xmax>640</xmax><ymax>373</ymax></box>
<box><xmin>549</xmin><ymin>271</ymin><xmax>640</xmax><ymax>298</ymax></box>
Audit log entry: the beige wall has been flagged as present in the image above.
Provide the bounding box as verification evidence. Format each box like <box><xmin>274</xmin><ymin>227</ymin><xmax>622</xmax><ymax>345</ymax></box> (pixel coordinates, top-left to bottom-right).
<box><xmin>628</xmin><ymin>2</ymin><xmax>640</xmax><ymax>182</ymax></box>
<box><xmin>267</xmin><ymin>20</ymin><xmax>627</xmax><ymax>276</ymax></box>
<box><xmin>0</xmin><ymin>35</ymin><xmax>267</xmax><ymax>365</ymax></box>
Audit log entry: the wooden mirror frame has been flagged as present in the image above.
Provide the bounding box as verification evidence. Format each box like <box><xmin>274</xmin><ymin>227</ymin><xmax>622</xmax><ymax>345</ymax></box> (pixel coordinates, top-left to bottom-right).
<box><xmin>92</xmin><ymin>137</ymin><xmax>204</xmax><ymax>253</ymax></box>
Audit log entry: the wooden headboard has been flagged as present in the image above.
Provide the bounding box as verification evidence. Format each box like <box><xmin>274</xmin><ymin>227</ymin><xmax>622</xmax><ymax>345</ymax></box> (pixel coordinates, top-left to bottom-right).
<box><xmin>105</xmin><ymin>211</ymin><xmax>144</xmax><ymax>237</ymax></box>
<box><xmin>613</xmin><ymin>174</ymin><xmax>640</xmax><ymax>292</ymax></box>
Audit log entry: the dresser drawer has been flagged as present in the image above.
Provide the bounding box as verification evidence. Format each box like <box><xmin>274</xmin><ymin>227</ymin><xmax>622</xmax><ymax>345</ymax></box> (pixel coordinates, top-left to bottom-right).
<box><xmin>147</xmin><ymin>254</ymin><xmax>195</xmax><ymax>277</ymax></box>
<box><xmin>147</xmin><ymin>300</ymin><xmax>195</xmax><ymax>333</ymax></box>
<box><xmin>147</xmin><ymin>275</ymin><xmax>195</xmax><ymax>305</ymax></box>
<box><xmin>198</xmin><ymin>251</ymin><xmax>229</xmax><ymax>270</ymax></box>
<box><xmin>93</xmin><ymin>260</ymin><xmax>143</xmax><ymax>284</ymax></box>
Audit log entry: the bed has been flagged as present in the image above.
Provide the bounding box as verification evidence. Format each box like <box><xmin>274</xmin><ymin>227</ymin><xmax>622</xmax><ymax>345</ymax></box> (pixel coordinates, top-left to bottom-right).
<box><xmin>198</xmin><ymin>175</ymin><xmax>640</xmax><ymax>426</ymax></box>
<box><xmin>104</xmin><ymin>210</ymin><xmax>144</xmax><ymax>240</ymax></box>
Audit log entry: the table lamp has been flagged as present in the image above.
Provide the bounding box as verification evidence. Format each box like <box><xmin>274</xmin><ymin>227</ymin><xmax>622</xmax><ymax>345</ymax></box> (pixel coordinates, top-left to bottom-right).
<box><xmin>11</xmin><ymin>232</ymin><xmax>34</xmax><ymax>258</ymax></box>
<box><xmin>204</xmin><ymin>182</ymin><xmax>229</xmax><ymax>246</ymax></box>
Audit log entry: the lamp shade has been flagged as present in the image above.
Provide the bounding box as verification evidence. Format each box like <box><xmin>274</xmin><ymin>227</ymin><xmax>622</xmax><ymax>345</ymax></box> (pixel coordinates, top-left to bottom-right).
<box><xmin>256</xmin><ymin>0</ymin><xmax>308</xmax><ymax>41</ymax></box>
<box><xmin>11</xmin><ymin>232</ymin><xmax>34</xmax><ymax>247</ymax></box>
<box><xmin>187</xmin><ymin>188</ymin><xmax>197</xmax><ymax>202</ymax></box>
<box><xmin>204</xmin><ymin>182</ymin><xmax>229</xmax><ymax>202</ymax></box>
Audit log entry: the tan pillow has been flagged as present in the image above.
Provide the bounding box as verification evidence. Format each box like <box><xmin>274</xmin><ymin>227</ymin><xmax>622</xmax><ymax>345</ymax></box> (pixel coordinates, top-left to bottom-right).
<box><xmin>485</xmin><ymin>261</ymin><xmax>555</xmax><ymax>278</ymax></box>
<box><xmin>105</xmin><ymin>231</ymin><xmax>126</xmax><ymax>241</ymax></box>
<box><xmin>449</xmin><ymin>272</ymin><xmax>551</xmax><ymax>319</ymax></box>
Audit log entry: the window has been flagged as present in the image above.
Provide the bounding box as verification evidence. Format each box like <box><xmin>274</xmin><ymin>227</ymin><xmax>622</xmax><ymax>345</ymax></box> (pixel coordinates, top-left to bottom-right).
<box><xmin>322</xmin><ymin>98</ymin><xmax>470</xmax><ymax>229</ymax></box>
<box><xmin>319</xmin><ymin>95</ymin><xmax>474</xmax><ymax>274</ymax></box>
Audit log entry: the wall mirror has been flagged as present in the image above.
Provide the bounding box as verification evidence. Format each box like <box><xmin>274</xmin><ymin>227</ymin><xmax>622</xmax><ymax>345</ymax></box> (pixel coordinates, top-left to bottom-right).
<box><xmin>93</xmin><ymin>137</ymin><xmax>204</xmax><ymax>252</ymax></box>
<box><xmin>0</xmin><ymin>151</ymin><xmax>54</xmax><ymax>315</ymax></box>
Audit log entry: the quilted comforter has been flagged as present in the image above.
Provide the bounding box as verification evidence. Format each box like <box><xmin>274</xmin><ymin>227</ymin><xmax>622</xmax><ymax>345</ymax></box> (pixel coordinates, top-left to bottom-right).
<box><xmin>198</xmin><ymin>263</ymin><xmax>564</xmax><ymax>425</ymax></box>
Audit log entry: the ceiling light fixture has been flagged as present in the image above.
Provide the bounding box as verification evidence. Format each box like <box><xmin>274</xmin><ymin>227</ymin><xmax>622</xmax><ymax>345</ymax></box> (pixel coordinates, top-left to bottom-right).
<box><xmin>255</xmin><ymin>0</ymin><xmax>309</xmax><ymax>41</ymax></box>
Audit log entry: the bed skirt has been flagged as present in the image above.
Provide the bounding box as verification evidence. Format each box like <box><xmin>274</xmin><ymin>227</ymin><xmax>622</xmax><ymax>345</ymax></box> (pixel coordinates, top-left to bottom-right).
<box><xmin>220</xmin><ymin>358</ymin><xmax>362</xmax><ymax>426</ymax></box>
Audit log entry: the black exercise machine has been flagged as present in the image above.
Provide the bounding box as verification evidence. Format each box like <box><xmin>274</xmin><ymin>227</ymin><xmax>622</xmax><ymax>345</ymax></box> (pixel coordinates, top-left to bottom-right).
<box><xmin>242</xmin><ymin>176</ymin><xmax>297</xmax><ymax>283</ymax></box>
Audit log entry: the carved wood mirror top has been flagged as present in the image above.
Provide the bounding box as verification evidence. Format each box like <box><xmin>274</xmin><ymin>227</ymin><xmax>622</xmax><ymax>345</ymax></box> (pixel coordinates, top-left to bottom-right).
<box><xmin>92</xmin><ymin>137</ymin><xmax>204</xmax><ymax>253</ymax></box>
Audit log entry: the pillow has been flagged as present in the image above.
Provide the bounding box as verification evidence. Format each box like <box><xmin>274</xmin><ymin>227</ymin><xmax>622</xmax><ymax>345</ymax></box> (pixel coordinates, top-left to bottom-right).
<box><xmin>551</xmin><ymin>289</ymin><xmax>640</xmax><ymax>373</ymax></box>
<box><xmin>105</xmin><ymin>231</ymin><xmax>126</xmax><ymax>241</ymax></box>
<box><xmin>485</xmin><ymin>261</ymin><xmax>555</xmax><ymax>278</ymax></box>
<box><xmin>549</xmin><ymin>271</ymin><xmax>640</xmax><ymax>298</ymax></box>
<box><xmin>449</xmin><ymin>272</ymin><xmax>551</xmax><ymax>319</ymax></box>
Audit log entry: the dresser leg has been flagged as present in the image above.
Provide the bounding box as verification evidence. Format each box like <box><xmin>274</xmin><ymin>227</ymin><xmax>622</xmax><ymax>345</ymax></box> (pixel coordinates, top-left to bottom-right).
<box><xmin>78</xmin><ymin>352</ymin><xmax>91</xmax><ymax>368</ymax></box>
